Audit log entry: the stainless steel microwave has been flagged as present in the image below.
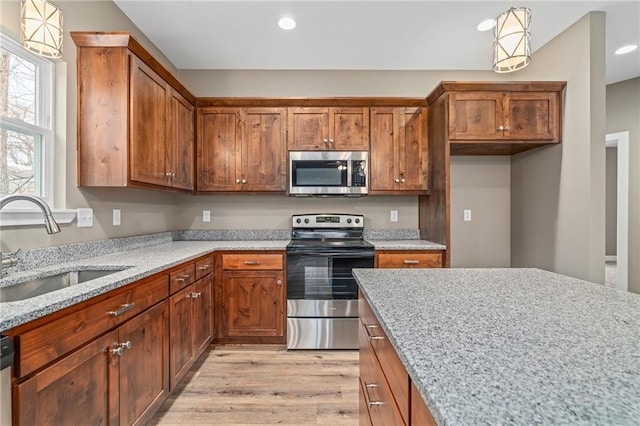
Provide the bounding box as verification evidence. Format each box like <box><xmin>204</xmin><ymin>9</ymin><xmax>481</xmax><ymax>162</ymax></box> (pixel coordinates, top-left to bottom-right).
<box><xmin>288</xmin><ymin>151</ymin><xmax>368</xmax><ymax>197</ymax></box>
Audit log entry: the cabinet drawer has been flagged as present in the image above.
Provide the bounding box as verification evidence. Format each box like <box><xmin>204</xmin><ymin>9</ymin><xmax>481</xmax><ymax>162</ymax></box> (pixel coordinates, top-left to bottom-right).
<box><xmin>359</xmin><ymin>291</ymin><xmax>410</xmax><ymax>424</ymax></box>
<box><xmin>359</xmin><ymin>321</ymin><xmax>405</xmax><ymax>426</ymax></box>
<box><xmin>170</xmin><ymin>263</ymin><xmax>196</xmax><ymax>294</ymax></box>
<box><xmin>376</xmin><ymin>251</ymin><xmax>443</xmax><ymax>268</ymax></box>
<box><xmin>195</xmin><ymin>256</ymin><xmax>213</xmax><ymax>281</ymax></box>
<box><xmin>221</xmin><ymin>254</ymin><xmax>283</xmax><ymax>270</ymax></box>
<box><xmin>14</xmin><ymin>274</ymin><xmax>169</xmax><ymax>378</ymax></box>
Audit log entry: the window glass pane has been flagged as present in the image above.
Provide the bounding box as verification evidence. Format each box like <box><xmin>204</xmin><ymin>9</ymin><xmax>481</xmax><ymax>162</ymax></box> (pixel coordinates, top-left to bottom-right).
<box><xmin>0</xmin><ymin>125</ymin><xmax>40</xmax><ymax>195</ymax></box>
<box><xmin>0</xmin><ymin>46</ymin><xmax>37</xmax><ymax>125</ymax></box>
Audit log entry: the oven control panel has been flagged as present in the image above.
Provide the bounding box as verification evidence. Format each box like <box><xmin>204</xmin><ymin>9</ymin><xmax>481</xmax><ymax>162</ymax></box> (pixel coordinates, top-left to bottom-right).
<box><xmin>291</xmin><ymin>214</ymin><xmax>364</xmax><ymax>228</ymax></box>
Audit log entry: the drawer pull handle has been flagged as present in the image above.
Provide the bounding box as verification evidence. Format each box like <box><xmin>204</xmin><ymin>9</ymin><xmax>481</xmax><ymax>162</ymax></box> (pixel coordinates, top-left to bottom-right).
<box><xmin>369</xmin><ymin>336</ymin><xmax>385</xmax><ymax>341</ymax></box>
<box><xmin>365</xmin><ymin>324</ymin><xmax>379</xmax><ymax>329</ymax></box>
<box><xmin>176</xmin><ymin>274</ymin><xmax>191</xmax><ymax>282</ymax></box>
<box><xmin>364</xmin><ymin>382</ymin><xmax>385</xmax><ymax>406</ymax></box>
<box><xmin>244</xmin><ymin>260</ymin><xmax>261</xmax><ymax>265</ymax></box>
<box><xmin>120</xmin><ymin>341</ymin><xmax>132</xmax><ymax>350</ymax></box>
<box><xmin>111</xmin><ymin>346</ymin><xmax>124</xmax><ymax>356</ymax></box>
<box><xmin>108</xmin><ymin>303</ymin><xmax>135</xmax><ymax>317</ymax></box>
<box><xmin>198</xmin><ymin>265</ymin><xmax>211</xmax><ymax>271</ymax></box>
<box><xmin>189</xmin><ymin>292</ymin><xmax>202</xmax><ymax>299</ymax></box>
<box><xmin>403</xmin><ymin>260</ymin><xmax>420</xmax><ymax>265</ymax></box>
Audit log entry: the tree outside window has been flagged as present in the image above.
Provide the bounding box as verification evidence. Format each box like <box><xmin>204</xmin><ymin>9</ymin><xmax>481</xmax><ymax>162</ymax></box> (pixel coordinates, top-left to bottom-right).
<box><xmin>0</xmin><ymin>34</ymin><xmax>52</xmax><ymax>201</ymax></box>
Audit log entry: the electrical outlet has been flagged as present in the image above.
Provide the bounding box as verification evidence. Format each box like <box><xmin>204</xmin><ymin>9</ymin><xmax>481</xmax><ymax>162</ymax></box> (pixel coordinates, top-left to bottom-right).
<box><xmin>390</xmin><ymin>210</ymin><xmax>398</xmax><ymax>222</ymax></box>
<box><xmin>203</xmin><ymin>210</ymin><xmax>211</xmax><ymax>222</ymax></box>
<box><xmin>464</xmin><ymin>209</ymin><xmax>472</xmax><ymax>222</ymax></box>
<box><xmin>77</xmin><ymin>208</ymin><xmax>93</xmax><ymax>228</ymax></box>
<box><xmin>113</xmin><ymin>209</ymin><xmax>121</xmax><ymax>226</ymax></box>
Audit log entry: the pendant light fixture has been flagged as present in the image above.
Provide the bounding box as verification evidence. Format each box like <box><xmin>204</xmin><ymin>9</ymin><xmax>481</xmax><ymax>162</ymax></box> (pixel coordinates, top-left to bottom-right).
<box><xmin>493</xmin><ymin>6</ymin><xmax>531</xmax><ymax>73</ymax></box>
<box><xmin>21</xmin><ymin>0</ymin><xmax>63</xmax><ymax>59</ymax></box>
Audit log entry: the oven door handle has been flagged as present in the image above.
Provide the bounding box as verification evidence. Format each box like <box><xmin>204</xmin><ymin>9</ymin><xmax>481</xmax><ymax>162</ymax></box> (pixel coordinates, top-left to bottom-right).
<box><xmin>288</xmin><ymin>251</ymin><xmax>374</xmax><ymax>258</ymax></box>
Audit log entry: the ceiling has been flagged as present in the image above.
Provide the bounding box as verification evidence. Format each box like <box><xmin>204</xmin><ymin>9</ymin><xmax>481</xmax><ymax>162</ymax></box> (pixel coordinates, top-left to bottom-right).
<box><xmin>113</xmin><ymin>0</ymin><xmax>640</xmax><ymax>84</ymax></box>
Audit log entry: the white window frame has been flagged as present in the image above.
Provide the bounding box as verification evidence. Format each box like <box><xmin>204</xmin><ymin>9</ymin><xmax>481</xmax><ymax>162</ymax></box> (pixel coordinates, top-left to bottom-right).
<box><xmin>0</xmin><ymin>33</ymin><xmax>74</xmax><ymax>226</ymax></box>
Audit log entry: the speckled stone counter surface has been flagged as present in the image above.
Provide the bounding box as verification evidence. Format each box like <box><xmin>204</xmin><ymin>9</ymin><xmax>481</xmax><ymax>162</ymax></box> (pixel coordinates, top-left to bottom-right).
<box><xmin>0</xmin><ymin>240</ymin><xmax>288</xmax><ymax>332</ymax></box>
<box><xmin>353</xmin><ymin>268</ymin><xmax>640</xmax><ymax>425</ymax></box>
<box><xmin>367</xmin><ymin>239</ymin><xmax>446</xmax><ymax>250</ymax></box>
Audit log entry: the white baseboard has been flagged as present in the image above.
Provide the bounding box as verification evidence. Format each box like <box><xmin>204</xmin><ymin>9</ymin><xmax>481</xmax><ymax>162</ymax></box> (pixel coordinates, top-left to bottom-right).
<box><xmin>605</xmin><ymin>255</ymin><xmax>617</xmax><ymax>262</ymax></box>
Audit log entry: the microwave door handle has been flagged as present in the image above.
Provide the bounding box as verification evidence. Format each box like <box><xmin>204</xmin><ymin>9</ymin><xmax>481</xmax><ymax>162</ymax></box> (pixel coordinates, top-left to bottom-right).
<box><xmin>346</xmin><ymin>160</ymin><xmax>352</xmax><ymax>187</ymax></box>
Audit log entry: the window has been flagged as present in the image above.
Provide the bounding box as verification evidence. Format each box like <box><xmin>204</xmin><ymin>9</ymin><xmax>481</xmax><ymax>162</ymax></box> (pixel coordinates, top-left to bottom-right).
<box><xmin>0</xmin><ymin>33</ymin><xmax>53</xmax><ymax>205</ymax></box>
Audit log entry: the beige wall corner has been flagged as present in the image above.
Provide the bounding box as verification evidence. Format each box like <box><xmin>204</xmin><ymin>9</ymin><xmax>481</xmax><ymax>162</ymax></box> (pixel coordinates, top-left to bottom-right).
<box><xmin>511</xmin><ymin>12</ymin><xmax>607</xmax><ymax>284</ymax></box>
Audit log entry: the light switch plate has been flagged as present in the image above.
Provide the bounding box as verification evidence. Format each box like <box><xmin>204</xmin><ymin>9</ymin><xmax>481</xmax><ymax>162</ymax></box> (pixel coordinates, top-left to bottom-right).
<box><xmin>203</xmin><ymin>210</ymin><xmax>211</xmax><ymax>222</ymax></box>
<box><xmin>390</xmin><ymin>210</ymin><xmax>398</xmax><ymax>222</ymax></box>
<box><xmin>464</xmin><ymin>209</ymin><xmax>472</xmax><ymax>222</ymax></box>
<box><xmin>113</xmin><ymin>209</ymin><xmax>121</xmax><ymax>226</ymax></box>
<box><xmin>77</xmin><ymin>208</ymin><xmax>93</xmax><ymax>227</ymax></box>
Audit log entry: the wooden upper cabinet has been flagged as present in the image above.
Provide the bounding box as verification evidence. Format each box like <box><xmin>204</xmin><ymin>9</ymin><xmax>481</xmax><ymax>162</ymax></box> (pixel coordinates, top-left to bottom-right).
<box><xmin>288</xmin><ymin>107</ymin><xmax>369</xmax><ymax>150</ymax></box>
<box><xmin>370</xmin><ymin>107</ymin><xmax>428</xmax><ymax>193</ymax></box>
<box><xmin>130</xmin><ymin>56</ymin><xmax>170</xmax><ymax>187</ymax></box>
<box><xmin>427</xmin><ymin>81</ymin><xmax>566</xmax><ymax>155</ymax></box>
<box><xmin>72</xmin><ymin>32</ymin><xmax>196</xmax><ymax>190</ymax></box>
<box><xmin>197</xmin><ymin>107</ymin><xmax>286</xmax><ymax>192</ymax></box>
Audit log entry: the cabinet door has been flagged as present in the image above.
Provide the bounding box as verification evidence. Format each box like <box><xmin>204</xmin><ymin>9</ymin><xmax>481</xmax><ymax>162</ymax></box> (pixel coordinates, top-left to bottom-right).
<box><xmin>169</xmin><ymin>286</ymin><xmax>194</xmax><ymax>390</ymax></box>
<box><xmin>14</xmin><ymin>331</ymin><xmax>119</xmax><ymax>426</ymax></box>
<box><xmin>504</xmin><ymin>92</ymin><xmax>559</xmax><ymax>141</ymax></box>
<box><xmin>369</xmin><ymin>108</ymin><xmax>398</xmax><ymax>191</ymax></box>
<box><xmin>329</xmin><ymin>107</ymin><xmax>369</xmax><ymax>150</ymax></box>
<box><xmin>119</xmin><ymin>301</ymin><xmax>169</xmax><ymax>426</ymax></box>
<box><xmin>448</xmin><ymin>92</ymin><xmax>503</xmax><ymax>140</ymax></box>
<box><xmin>370</xmin><ymin>108</ymin><xmax>427</xmax><ymax>192</ymax></box>
<box><xmin>197</xmin><ymin>108</ymin><xmax>242</xmax><ymax>191</ymax></box>
<box><xmin>287</xmin><ymin>107</ymin><xmax>328</xmax><ymax>150</ymax></box>
<box><xmin>130</xmin><ymin>55</ymin><xmax>169</xmax><ymax>186</ymax></box>
<box><xmin>169</xmin><ymin>89</ymin><xmax>194</xmax><ymax>190</ymax></box>
<box><xmin>242</xmin><ymin>108</ymin><xmax>287</xmax><ymax>191</ymax></box>
<box><xmin>192</xmin><ymin>274</ymin><xmax>214</xmax><ymax>357</ymax></box>
<box><xmin>221</xmin><ymin>270</ymin><xmax>285</xmax><ymax>338</ymax></box>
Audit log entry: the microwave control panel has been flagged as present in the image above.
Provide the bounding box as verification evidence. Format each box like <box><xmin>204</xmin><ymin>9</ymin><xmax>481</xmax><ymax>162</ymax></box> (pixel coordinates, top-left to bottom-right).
<box><xmin>351</xmin><ymin>160</ymin><xmax>367</xmax><ymax>187</ymax></box>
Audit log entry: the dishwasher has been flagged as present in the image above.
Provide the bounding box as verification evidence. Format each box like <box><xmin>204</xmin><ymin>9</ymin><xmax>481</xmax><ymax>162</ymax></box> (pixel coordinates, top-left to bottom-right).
<box><xmin>0</xmin><ymin>335</ymin><xmax>14</xmax><ymax>426</ymax></box>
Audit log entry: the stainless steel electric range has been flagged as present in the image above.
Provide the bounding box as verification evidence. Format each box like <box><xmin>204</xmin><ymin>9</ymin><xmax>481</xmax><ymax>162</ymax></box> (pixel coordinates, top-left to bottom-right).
<box><xmin>286</xmin><ymin>213</ymin><xmax>374</xmax><ymax>349</ymax></box>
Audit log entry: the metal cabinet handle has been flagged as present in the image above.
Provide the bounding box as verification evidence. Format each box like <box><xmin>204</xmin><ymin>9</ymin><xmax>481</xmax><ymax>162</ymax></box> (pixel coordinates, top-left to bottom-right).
<box><xmin>323</xmin><ymin>138</ymin><xmax>329</xmax><ymax>143</ymax></box>
<box><xmin>111</xmin><ymin>346</ymin><xmax>124</xmax><ymax>356</ymax></box>
<box><xmin>400</xmin><ymin>178</ymin><xmax>405</xmax><ymax>183</ymax></box>
<box><xmin>189</xmin><ymin>292</ymin><xmax>202</xmax><ymax>299</ymax></box>
<box><xmin>395</xmin><ymin>178</ymin><xmax>400</xmax><ymax>183</ymax></box>
<box><xmin>365</xmin><ymin>324</ymin><xmax>379</xmax><ymax>329</ymax></box>
<box><xmin>176</xmin><ymin>274</ymin><xmax>191</xmax><ymax>282</ymax></box>
<box><xmin>108</xmin><ymin>303</ymin><xmax>135</xmax><ymax>317</ymax></box>
<box><xmin>364</xmin><ymin>383</ymin><xmax>385</xmax><ymax>406</ymax></box>
<box><xmin>329</xmin><ymin>138</ymin><xmax>334</xmax><ymax>143</ymax></box>
<box><xmin>242</xmin><ymin>179</ymin><xmax>247</xmax><ymax>184</ymax></box>
<box><xmin>504</xmin><ymin>125</ymin><xmax>511</xmax><ymax>130</ymax></box>
<box><xmin>236</xmin><ymin>179</ymin><xmax>241</xmax><ymax>183</ymax></box>
<box><xmin>403</xmin><ymin>260</ymin><xmax>420</xmax><ymax>265</ymax></box>
<box><xmin>198</xmin><ymin>265</ymin><xmax>211</xmax><ymax>271</ymax></box>
<box><xmin>498</xmin><ymin>125</ymin><xmax>504</xmax><ymax>131</ymax></box>
<box><xmin>244</xmin><ymin>260</ymin><xmax>261</xmax><ymax>265</ymax></box>
<box><xmin>369</xmin><ymin>336</ymin><xmax>385</xmax><ymax>341</ymax></box>
<box><xmin>276</xmin><ymin>279</ymin><xmax>282</xmax><ymax>285</ymax></box>
<box><xmin>120</xmin><ymin>341</ymin><xmax>132</xmax><ymax>350</ymax></box>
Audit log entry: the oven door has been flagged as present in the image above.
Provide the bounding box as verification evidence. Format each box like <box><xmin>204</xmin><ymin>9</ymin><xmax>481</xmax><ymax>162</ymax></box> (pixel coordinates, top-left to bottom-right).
<box><xmin>289</xmin><ymin>159</ymin><xmax>349</xmax><ymax>195</ymax></box>
<box><xmin>286</xmin><ymin>251</ymin><xmax>374</xmax><ymax>317</ymax></box>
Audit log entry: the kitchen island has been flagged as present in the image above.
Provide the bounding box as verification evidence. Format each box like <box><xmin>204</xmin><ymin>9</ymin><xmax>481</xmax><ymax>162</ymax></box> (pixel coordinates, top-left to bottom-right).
<box><xmin>354</xmin><ymin>268</ymin><xmax>640</xmax><ymax>425</ymax></box>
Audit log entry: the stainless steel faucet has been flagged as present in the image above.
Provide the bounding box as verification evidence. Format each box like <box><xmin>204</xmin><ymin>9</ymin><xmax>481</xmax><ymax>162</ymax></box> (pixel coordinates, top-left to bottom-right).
<box><xmin>0</xmin><ymin>194</ymin><xmax>61</xmax><ymax>276</ymax></box>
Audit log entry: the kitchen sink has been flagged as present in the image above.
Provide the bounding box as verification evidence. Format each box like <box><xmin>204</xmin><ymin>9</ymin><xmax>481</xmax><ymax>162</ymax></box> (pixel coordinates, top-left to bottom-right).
<box><xmin>0</xmin><ymin>268</ymin><xmax>127</xmax><ymax>303</ymax></box>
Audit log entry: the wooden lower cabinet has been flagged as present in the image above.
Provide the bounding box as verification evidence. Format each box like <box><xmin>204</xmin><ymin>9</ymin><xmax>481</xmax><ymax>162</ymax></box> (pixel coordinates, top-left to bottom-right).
<box><xmin>376</xmin><ymin>250</ymin><xmax>444</xmax><ymax>268</ymax></box>
<box><xmin>216</xmin><ymin>252</ymin><xmax>286</xmax><ymax>343</ymax></box>
<box><xmin>169</xmin><ymin>274</ymin><xmax>214</xmax><ymax>389</ymax></box>
<box><xmin>359</xmin><ymin>291</ymin><xmax>437</xmax><ymax>426</ymax></box>
<box><xmin>14</xmin><ymin>300</ymin><xmax>169</xmax><ymax>426</ymax></box>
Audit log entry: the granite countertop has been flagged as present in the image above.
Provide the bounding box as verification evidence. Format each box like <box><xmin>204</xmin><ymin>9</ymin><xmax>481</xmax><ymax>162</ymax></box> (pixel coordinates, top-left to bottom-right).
<box><xmin>353</xmin><ymin>268</ymin><xmax>640</xmax><ymax>425</ymax></box>
<box><xmin>0</xmin><ymin>240</ymin><xmax>288</xmax><ymax>332</ymax></box>
<box><xmin>367</xmin><ymin>240</ymin><xmax>446</xmax><ymax>250</ymax></box>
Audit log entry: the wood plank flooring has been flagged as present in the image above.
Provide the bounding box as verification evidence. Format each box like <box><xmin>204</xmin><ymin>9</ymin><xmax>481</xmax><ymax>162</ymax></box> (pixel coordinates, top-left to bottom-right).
<box><xmin>148</xmin><ymin>345</ymin><xmax>360</xmax><ymax>425</ymax></box>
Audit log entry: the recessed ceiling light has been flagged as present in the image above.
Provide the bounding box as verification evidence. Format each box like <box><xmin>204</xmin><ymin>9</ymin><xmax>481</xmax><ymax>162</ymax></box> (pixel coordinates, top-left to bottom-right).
<box><xmin>278</xmin><ymin>17</ymin><xmax>296</xmax><ymax>31</ymax></box>
<box><xmin>477</xmin><ymin>18</ymin><xmax>496</xmax><ymax>32</ymax></box>
<box><xmin>615</xmin><ymin>44</ymin><xmax>638</xmax><ymax>55</ymax></box>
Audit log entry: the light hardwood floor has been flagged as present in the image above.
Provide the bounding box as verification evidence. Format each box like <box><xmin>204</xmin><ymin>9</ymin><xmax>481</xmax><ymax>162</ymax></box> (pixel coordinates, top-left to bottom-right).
<box><xmin>149</xmin><ymin>345</ymin><xmax>360</xmax><ymax>425</ymax></box>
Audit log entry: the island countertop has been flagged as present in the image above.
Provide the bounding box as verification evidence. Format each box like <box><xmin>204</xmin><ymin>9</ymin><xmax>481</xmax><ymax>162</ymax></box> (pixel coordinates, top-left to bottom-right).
<box><xmin>353</xmin><ymin>268</ymin><xmax>640</xmax><ymax>425</ymax></box>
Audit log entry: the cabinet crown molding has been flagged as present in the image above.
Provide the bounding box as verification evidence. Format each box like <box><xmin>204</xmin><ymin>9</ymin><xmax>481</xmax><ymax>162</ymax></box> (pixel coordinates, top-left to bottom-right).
<box><xmin>426</xmin><ymin>81</ymin><xmax>567</xmax><ymax>105</ymax></box>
